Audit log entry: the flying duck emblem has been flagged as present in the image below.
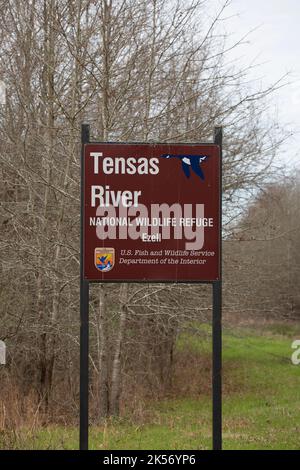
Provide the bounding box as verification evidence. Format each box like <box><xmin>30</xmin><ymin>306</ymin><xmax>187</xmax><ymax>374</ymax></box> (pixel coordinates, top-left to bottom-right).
<box><xmin>160</xmin><ymin>154</ymin><xmax>209</xmax><ymax>181</ymax></box>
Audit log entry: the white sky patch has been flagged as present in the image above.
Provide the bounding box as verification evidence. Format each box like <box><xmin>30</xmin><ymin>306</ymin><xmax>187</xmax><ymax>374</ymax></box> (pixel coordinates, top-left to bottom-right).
<box><xmin>210</xmin><ymin>0</ymin><xmax>300</xmax><ymax>168</ymax></box>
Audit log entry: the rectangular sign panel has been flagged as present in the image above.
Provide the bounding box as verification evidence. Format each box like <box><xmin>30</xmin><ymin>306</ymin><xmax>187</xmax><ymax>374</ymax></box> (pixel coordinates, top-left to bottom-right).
<box><xmin>84</xmin><ymin>143</ymin><xmax>220</xmax><ymax>282</ymax></box>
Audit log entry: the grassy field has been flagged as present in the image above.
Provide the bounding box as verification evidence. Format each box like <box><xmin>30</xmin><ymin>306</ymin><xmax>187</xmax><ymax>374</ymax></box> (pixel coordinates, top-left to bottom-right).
<box><xmin>1</xmin><ymin>322</ymin><xmax>300</xmax><ymax>450</ymax></box>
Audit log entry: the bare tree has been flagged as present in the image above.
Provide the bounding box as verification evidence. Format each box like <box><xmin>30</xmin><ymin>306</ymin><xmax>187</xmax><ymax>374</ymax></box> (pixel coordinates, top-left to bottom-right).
<box><xmin>224</xmin><ymin>175</ymin><xmax>300</xmax><ymax>322</ymax></box>
<box><xmin>0</xmin><ymin>0</ymin><xmax>290</xmax><ymax>423</ymax></box>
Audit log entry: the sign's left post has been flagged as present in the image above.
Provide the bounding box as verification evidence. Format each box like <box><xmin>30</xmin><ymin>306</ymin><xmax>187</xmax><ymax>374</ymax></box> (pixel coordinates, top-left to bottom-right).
<box><xmin>80</xmin><ymin>123</ymin><xmax>90</xmax><ymax>450</ymax></box>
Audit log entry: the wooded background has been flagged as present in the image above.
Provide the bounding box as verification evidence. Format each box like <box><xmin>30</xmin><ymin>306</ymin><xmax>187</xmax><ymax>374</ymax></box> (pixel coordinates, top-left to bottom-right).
<box><xmin>0</xmin><ymin>0</ymin><xmax>299</xmax><ymax>428</ymax></box>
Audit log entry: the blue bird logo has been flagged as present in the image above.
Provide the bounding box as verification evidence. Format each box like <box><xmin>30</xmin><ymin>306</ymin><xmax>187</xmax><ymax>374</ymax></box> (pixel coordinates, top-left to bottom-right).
<box><xmin>160</xmin><ymin>154</ymin><xmax>209</xmax><ymax>181</ymax></box>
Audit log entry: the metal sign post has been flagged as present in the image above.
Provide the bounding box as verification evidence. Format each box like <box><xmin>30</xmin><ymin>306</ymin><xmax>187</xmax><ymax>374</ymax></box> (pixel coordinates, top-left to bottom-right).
<box><xmin>80</xmin><ymin>124</ymin><xmax>90</xmax><ymax>450</ymax></box>
<box><xmin>79</xmin><ymin>124</ymin><xmax>222</xmax><ymax>450</ymax></box>
<box><xmin>213</xmin><ymin>125</ymin><xmax>223</xmax><ymax>451</ymax></box>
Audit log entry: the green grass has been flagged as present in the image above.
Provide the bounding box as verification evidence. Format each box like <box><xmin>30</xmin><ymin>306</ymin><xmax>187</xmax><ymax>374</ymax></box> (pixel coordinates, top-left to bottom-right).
<box><xmin>221</xmin><ymin>324</ymin><xmax>300</xmax><ymax>449</ymax></box>
<box><xmin>1</xmin><ymin>322</ymin><xmax>300</xmax><ymax>450</ymax></box>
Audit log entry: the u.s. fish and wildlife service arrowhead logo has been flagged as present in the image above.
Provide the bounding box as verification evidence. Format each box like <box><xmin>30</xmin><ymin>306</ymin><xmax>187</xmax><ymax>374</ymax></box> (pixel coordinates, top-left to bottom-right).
<box><xmin>95</xmin><ymin>248</ymin><xmax>115</xmax><ymax>272</ymax></box>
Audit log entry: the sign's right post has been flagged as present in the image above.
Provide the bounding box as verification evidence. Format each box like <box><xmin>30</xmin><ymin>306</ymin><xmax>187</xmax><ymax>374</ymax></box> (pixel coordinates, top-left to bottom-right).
<box><xmin>212</xmin><ymin>126</ymin><xmax>223</xmax><ymax>450</ymax></box>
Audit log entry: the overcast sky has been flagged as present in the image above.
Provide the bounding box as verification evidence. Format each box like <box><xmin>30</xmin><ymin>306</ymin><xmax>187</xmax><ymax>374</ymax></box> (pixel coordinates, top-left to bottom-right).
<box><xmin>213</xmin><ymin>0</ymin><xmax>300</xmax><ymax>168</ymax></box>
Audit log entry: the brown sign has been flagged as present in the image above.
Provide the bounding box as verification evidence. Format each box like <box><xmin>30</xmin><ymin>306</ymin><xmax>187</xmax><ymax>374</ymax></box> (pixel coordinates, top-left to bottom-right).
<box><xmin>84</xmin><ymin>143</ymin><xmax>220</xmax><ymax>282</ymax></box>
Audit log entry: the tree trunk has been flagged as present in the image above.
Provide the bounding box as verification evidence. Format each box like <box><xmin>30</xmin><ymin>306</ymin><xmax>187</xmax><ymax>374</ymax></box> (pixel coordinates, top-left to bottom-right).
<box><xmin>110</xmin><ymin>284</ymin><xmax>128</xmax><ymax>416</ymax></box>
<box><xmin>97</xmin><ymin>285</ymin><xmax>109</xmax><ymax>419</ymax></box>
